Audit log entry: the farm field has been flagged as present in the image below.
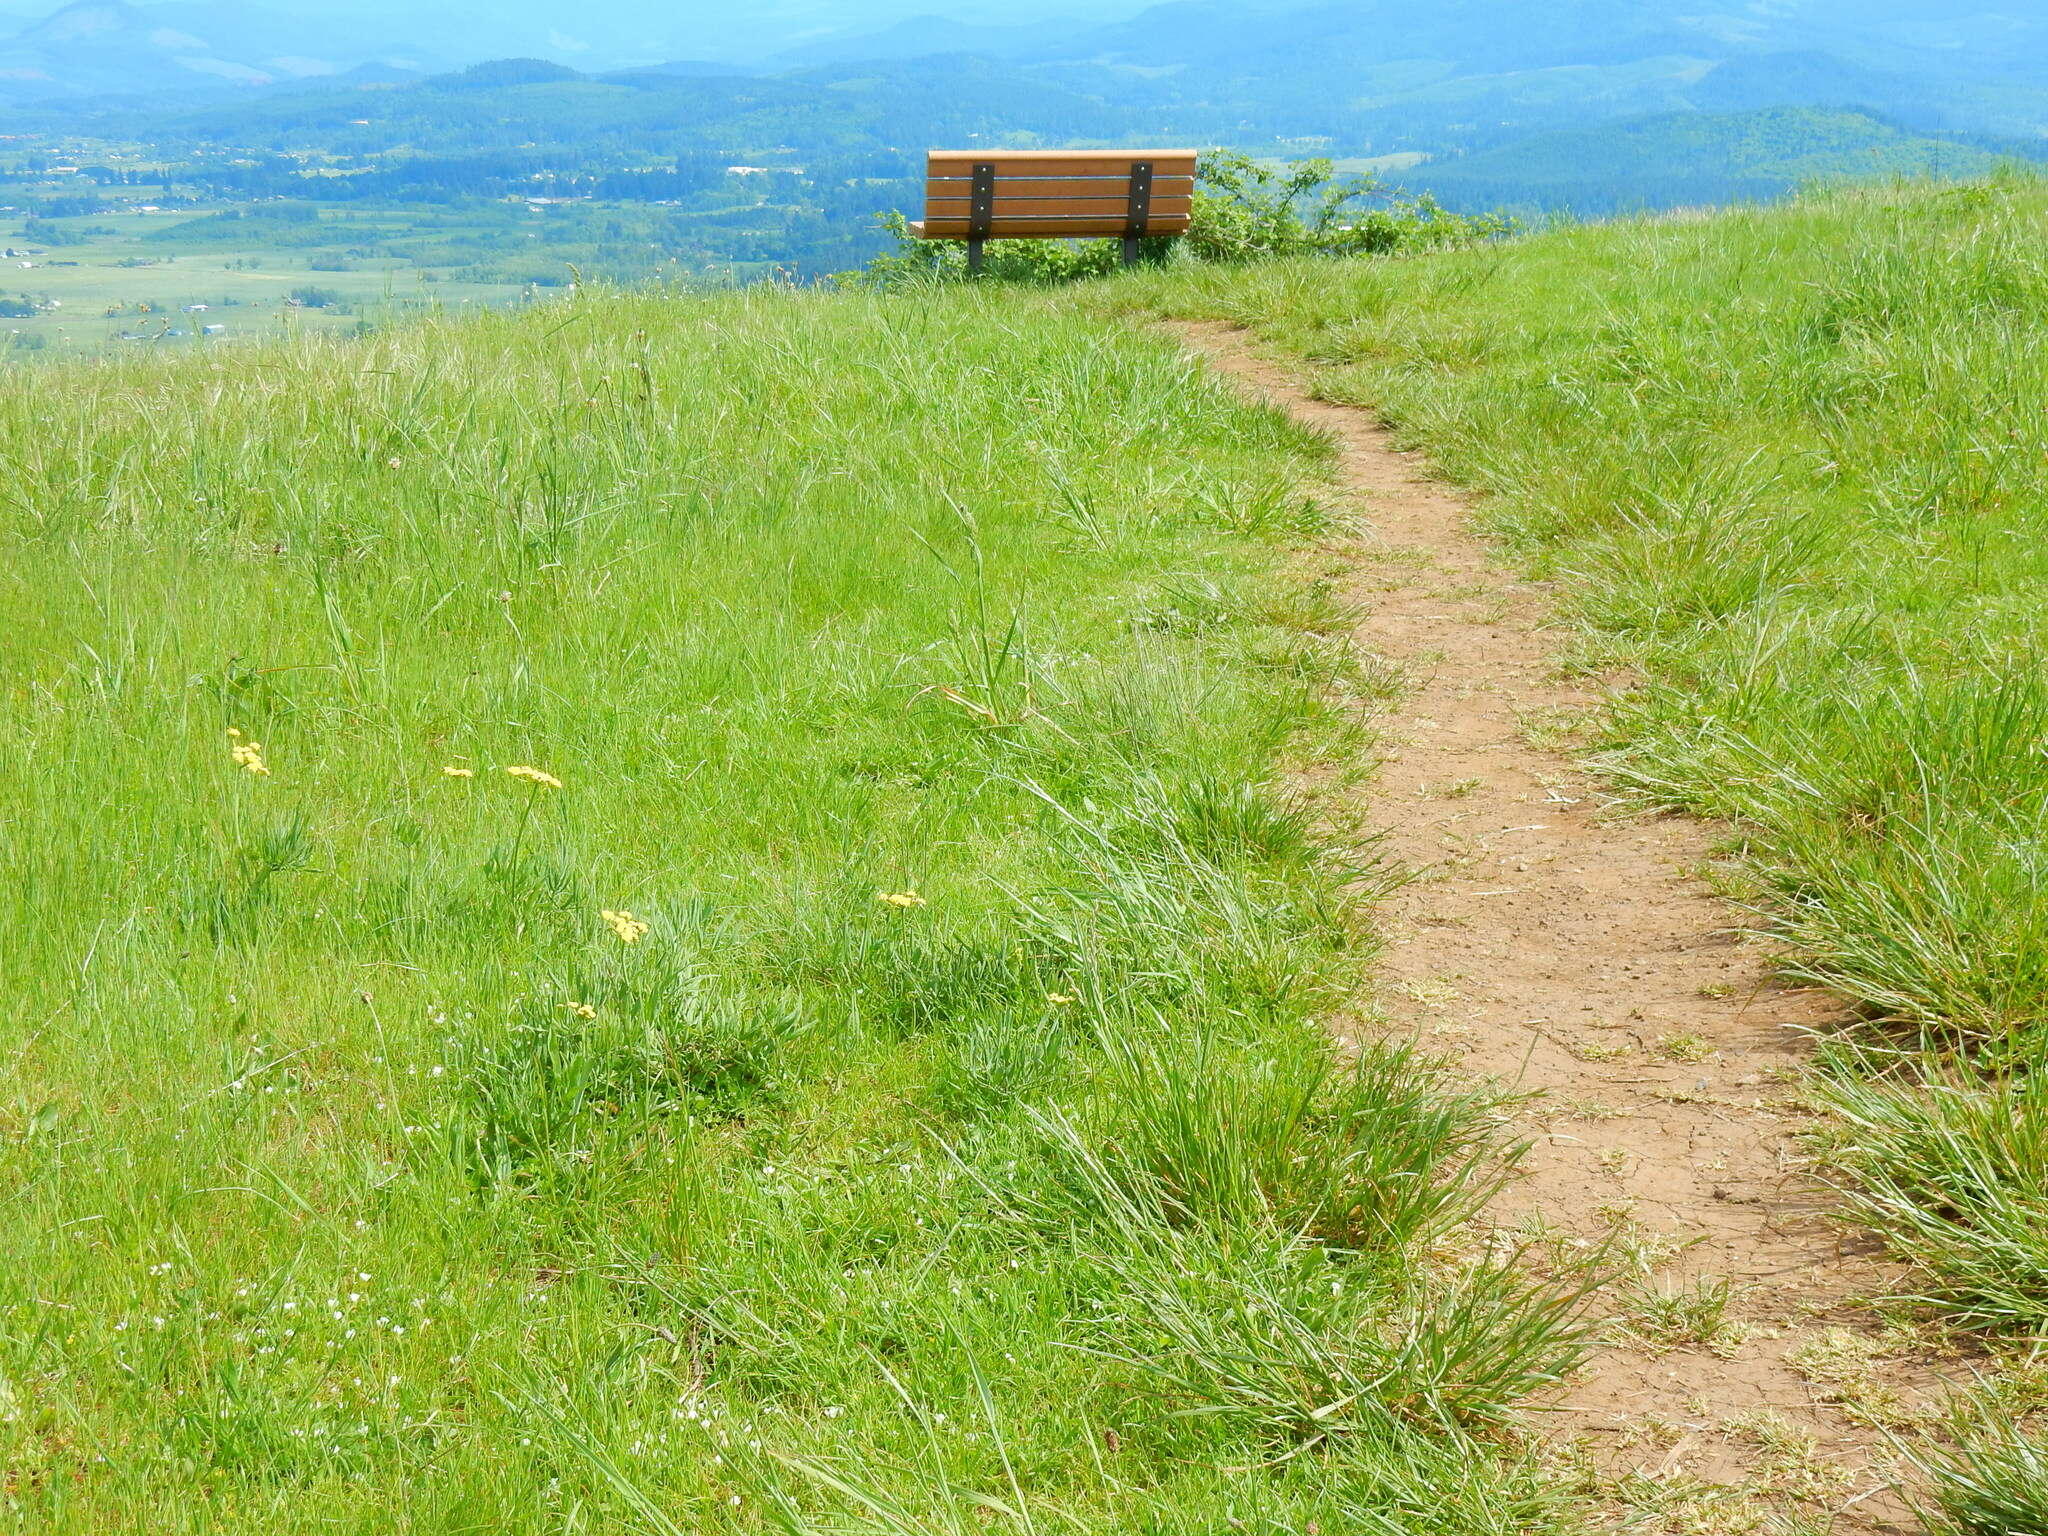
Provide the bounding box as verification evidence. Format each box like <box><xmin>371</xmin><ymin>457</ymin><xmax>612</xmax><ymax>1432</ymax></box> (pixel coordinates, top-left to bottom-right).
<box><xmin>0</xmin><ymin>207</ymin><xmax>546</xmax><ymax>355</ymax></box>
<box><xmin>0</xmin><ymin>126</ymin><xmax>905</xmax><ymax>360</ymax></box>
<box><xmin>0</xmin><ymin>282</ymin><xmax>1590</xmax><ymax>1529</ymax></box>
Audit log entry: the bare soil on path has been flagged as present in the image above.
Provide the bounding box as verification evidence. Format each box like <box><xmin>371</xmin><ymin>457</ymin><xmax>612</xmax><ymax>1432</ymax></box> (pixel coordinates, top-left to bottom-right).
<box><xmin>1176</xmin><ymin>323</ymin><xmax>1937</xmax><ymax>1532</ymax></box>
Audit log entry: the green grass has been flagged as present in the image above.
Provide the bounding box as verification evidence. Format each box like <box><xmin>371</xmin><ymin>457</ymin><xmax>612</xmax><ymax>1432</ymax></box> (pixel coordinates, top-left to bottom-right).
<box><xmin>1917</xmin><ymin>1407</ymin><xmax>2048</xmax><ymax>1536</ymax></box>
<box><xmin>0</xmin><ymin>280</ymin><xmax>1589</xmax><ymax>1529</ymax></box>
<box><xmin>1101</xmin><ymin>164</ymin><xmax>2048</xmax><ymax>1507</ymax></box>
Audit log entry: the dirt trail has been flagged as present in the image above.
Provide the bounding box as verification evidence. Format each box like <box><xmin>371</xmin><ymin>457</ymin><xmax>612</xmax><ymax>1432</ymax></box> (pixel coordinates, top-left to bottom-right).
<box><xmin>1178</xmin><ymin>324</ymin><xmax>1927</xmax><ymax>1530</ymax></box>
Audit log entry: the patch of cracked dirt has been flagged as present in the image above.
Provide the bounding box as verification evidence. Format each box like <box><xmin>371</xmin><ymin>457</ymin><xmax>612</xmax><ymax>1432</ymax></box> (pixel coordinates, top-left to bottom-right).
<box><xmin>1177</xmin><ymin>321</ymin><xmax>1944</xmax><ymax>1534</ymax></box>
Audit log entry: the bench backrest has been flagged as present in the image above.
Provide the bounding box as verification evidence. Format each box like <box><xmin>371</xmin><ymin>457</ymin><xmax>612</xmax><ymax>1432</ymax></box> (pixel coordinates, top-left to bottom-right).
<box><xmin>920</xmin><ymin>150</ymin><xmax>1198</xmax><ymax>240</ymax></box>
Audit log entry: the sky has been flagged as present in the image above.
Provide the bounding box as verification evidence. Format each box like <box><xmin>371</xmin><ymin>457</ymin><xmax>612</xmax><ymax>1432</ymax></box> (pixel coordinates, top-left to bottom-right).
<box><xmin>3</xmin><ymin>0</ymin><xmax>2034</xmax><ymax>91</ymax></box>
<box><xmin>0</xmin><ymin>0</ymin><xmax>1165</xmax><ymax>67</ymax></box>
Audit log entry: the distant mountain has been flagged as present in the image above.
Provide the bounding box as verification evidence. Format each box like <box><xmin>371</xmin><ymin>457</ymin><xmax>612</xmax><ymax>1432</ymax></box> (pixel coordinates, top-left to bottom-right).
<box><xmin>1406</xmin><ymin>107</ymin><xmax>2016</xmax><ymax>215</ymax></box>
<box><xmin>0</xmin><ymin>0</ymin><xmax>1160</xmax><ymax>98</ymax></box>
<box><xmin>440</xmin><ymin>56</ymin><xmax>582</xmax><ymax>88</ymax></box>
<box><xmin>615</xmin><ymin>58</ymin><xmax>751</xmax><ymax>78</ymax></box>
<box><xmin>801</xmin><ymin>0</ymin><xmax>2048</xmax><ymax>146</ymax></box>
<box><xmin>1682</xmin><ymin>51</ymin><xmax>1923</xmax><ymax>117</ymax></box>
<box><xmin>0</xmin><ymin>0</ymin><xmax>2040</xmax><ymax>143</ymax></box>
<box><xmin>769</xmin><ymin>13</ymin><xmax>1093</xmax><ymax>67</ymax></box>
<box><xmin>57</xmin><ymin>47</ymin><xmax>1137</xmax><ymax>162</ymax></box>
<box><xmin>0</xmin><ymin>0</ymin><xmax>441</xmax><ymax>99</ymax></box>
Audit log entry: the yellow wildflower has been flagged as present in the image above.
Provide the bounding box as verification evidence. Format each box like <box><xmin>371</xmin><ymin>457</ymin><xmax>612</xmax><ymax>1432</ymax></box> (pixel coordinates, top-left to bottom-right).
<box><xmin>601</xmin><ymin>909</ymin><xmax>649</xmax><ymax>944</ymax></box>
<box><xmin>505</xmin><ymin>765</ymin><xmax>563</xmax><ymax>789</ymax></box>
<box><xmin>879</xmin><ymin>891</ymin><xmax>927</xmax><ymax>909</ymax></box>
<box><xmin>441</xmin><ymin>765</ymin><xmax>476</xmax><ymax>778</ymax></box>
<box><xmin>566</xmin><ymin>1002</ymin><xmax>597</xmax><ymax>1019</ymax></box>
<box><xmin>1047</xmin><ymin>993</ymin><xmax>1077</xmax><ymax>1006</ymax></box>
<box><xmin>228</xmin><ymin>732</ymin><xmax>270</xmax><ymax>776</ymax></box>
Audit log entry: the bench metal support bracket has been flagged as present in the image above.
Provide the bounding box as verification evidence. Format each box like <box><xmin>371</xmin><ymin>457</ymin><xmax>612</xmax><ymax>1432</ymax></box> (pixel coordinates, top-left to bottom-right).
<box><xmin>1122</xmin><ymin>160</ymin><xmax>1155</xmax><ymax>267</ymax></box>
<box><xmin>967</xmin><ymin>161</ymin><xmax>995</xmax><ymax>275</ymax></box>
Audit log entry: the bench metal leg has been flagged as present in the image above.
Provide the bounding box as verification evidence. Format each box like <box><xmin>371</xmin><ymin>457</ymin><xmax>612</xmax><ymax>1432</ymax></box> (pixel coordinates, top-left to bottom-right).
<box><xmin>966</xmin><ymin>161</ymin><xmax>995</xmax><ymax>278</ymax></box>
<box><xmin>1120</xmin><ymin>161</ymin><xmax>1156</xmax><ymax>269</ymax></box>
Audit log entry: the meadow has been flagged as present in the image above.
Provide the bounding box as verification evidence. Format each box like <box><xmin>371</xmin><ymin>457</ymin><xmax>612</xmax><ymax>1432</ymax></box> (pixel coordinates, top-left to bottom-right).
<box><xmin>1111</xmin><ymin>171</ymin><xmax>2048</xmax><ymax>1524</ymax></box>
<box><xmin>15</xmin><ymin>158</ymin><xmax>2048</xmax><ymax>1532</ymax></box>
<box><xmin>0</xmin><ymin>281</ymin><xmax>1593</xmax><ymax>1529</ymax></box>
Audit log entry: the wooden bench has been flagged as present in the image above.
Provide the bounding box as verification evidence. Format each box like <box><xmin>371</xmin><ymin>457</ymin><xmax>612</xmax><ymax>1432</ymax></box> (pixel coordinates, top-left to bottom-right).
<box><xmin>913</xmin><ymin>149</ymin><xmax>1198</xmax><ymax>272</ymax></box>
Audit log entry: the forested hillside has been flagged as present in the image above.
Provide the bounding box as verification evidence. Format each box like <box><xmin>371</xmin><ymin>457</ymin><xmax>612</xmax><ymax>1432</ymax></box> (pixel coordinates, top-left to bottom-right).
<box><xmin>1408</xmin><ymin>108</ymin><xmax>2014</xmax><ymax>215</ymax></box>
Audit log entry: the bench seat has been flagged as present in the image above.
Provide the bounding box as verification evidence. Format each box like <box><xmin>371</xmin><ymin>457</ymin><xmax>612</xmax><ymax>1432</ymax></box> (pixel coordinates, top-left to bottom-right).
<box><xmin>916</xmin><ymin>150</ymin><xmax>1199</xmax><ymax>251</ymax></box>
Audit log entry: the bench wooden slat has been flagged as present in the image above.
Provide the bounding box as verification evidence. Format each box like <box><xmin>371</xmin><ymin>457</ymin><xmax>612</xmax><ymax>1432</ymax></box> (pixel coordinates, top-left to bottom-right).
<box><xmin>915</xmin><ymin>215</ymin><xmax>1193</xmax><ymax>238</ymax></box>
<box><xmin>926</xmin><ymin>150</ymin><xmax>1199</xmax><ymax>179</ymax></box>
<box><xmin>927</xmin><ymin>196</ymin><xmax>1194</xmax><ymax>217</ymax></box>
<box><xmin>925</xmin><ymin>176</ymin><xmax>1194</xmax><ymax>200</ymax></box>
<box><xmin>928</xmin><ymin>148</ymin><xmax>1200</xmax><ymax>161</ymax></box>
